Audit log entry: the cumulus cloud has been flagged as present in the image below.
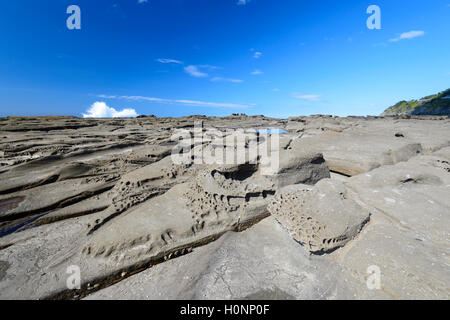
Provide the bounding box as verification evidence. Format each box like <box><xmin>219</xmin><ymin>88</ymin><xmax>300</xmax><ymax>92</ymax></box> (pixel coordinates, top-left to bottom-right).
<box><xmin>184</xmin><ymin>65</ymin><xmax>209</xmax><ymax>78</ymax></box>
<box><xmin>389</xmin><ymin>30</ymin><xmax>425</xmax><ymax>42</ymax></box>
<box><xmin>156</xmin><ymin>58</ymin><xmax>183</xmax><ymax>64</ymax></box>
<box><xmin>82</xmin><ymin>102</ymin><xmax>138</xmax><ymax>118</ymax></box>
<box><xmin>292</xmin><ymin>93</ymin><xmax>321</xmax><ymax>101</ymax></box>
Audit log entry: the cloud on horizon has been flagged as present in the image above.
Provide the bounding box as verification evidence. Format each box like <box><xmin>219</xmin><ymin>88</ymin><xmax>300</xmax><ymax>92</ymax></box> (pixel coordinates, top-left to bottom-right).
<box><xmin>83</xmin><ymin>102</ymin><xmax>138</xmax><ymax>118</ymax></box>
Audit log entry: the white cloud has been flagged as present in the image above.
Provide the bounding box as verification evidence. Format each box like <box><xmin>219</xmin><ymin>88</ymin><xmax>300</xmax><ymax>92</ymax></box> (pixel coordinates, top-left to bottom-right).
<box><xmin>272</xmin><ymin>88</ymin><xmax>280</xmax><ymax>92</ymax></box>
<box><xmin>211</xmin><ymin>77</ymin><xmax>243</xmax><ymax>83</ymax></box>
<box><xmin>184</xmin><ymin>65</ymin><xmax>209</xmax><ymax>78</ymax></box>
<box><xmin>292</xmin><ymin>93</ymin><xmax>321</xmax><ymax>101</ymax></box>
<box><xmin>156</xmin><ymin>58</ymin><xmax>183</xmax><ymax>64</ymax></box>
<box><xmin>389</xmin><ymin>30</ymin><xmax>425</xmax><ymax>42</ymax></box>
<box><xmin>197</xmin><ymin>64</ymin><xmax>220</xmax><ymax>70</ymax></box>
<box><xmin>97</xmin><ymin>95</ymin><xmax>253</xmax><ymax>109</ymax></box>
<box><xmin>138</xmin><ymin>0</ymin><xmax>148</xmax><ymax>3</ymax></box>
<box><xmin>251</xmin><ymin>69</ymin><xmax>263</xmax><ymax>75</ymax></box>
<box><xmin>237</xmin><ymin>0</ymin><xmax>250</xmax><ymax>5</ymax></box>
<box><xmin>82</xmin><ymin>102</ymin><xmax>138</xmax><ymax>118</ymax></box>
<box><xmin>253</xmin><ymin>51</ymin><xmax>262</xmax><ymax>59</ymax></box>
<box><xmin>174</xmin><ymin>99</ymin><xmax>252</xmax><ymax>108</ymax></box>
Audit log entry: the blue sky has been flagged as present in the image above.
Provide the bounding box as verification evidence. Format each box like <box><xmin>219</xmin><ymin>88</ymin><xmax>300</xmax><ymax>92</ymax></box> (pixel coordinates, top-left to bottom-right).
<box><xmin>0</xmin><ymin>0</ymin><xmax>449</xmax><ymax>118</ymax></box>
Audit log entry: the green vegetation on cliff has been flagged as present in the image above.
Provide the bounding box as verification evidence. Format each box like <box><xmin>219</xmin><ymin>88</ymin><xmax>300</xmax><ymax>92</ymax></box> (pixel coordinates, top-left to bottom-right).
<box><xmin>382</xmin><ymin>89</ymin><xmax>450</xmax><ymax>116</ymax></box>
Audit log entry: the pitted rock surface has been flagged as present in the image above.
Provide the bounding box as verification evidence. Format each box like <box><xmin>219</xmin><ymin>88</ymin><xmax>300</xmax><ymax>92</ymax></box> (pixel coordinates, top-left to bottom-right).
<box><xmin>0</xmin><ymin>115</ymin><xmax>449</xmax><ymax>300</ymax></box>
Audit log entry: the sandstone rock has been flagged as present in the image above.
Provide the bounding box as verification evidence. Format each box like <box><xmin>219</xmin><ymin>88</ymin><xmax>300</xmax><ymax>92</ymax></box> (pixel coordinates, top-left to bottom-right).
<box><xmin>85</xmin><ymin>217</ymin><xmax>359</xmax><ymax>300</ymax></box>
<box><xmin>0</xmin><ymin>115</ymin><xmax>449</xmax><ymax>300</ymax></box>
<box><xmin>328</xmin><ymin>150</ymin><xmax>450</xmax><ymax>299</ymax></box>
<box><xmin>268</xmin><ymin>180</ymin><xmax>371</xmax><ymax>254</ymax></box>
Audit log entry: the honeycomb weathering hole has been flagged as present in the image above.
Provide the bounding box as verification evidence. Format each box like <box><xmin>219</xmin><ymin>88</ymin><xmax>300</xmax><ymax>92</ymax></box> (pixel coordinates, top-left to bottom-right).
<box><xmin>213</xmin><ymin>163</ymin><xmax>259</xmax><ymax>182</ymax></box>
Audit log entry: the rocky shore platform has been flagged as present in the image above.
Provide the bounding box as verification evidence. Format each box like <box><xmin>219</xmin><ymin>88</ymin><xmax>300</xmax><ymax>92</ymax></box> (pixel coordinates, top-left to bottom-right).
<box><xmin>0</xmin><ymin>114</ymin><xmax>449</xmax><ymax>300</ymax></box>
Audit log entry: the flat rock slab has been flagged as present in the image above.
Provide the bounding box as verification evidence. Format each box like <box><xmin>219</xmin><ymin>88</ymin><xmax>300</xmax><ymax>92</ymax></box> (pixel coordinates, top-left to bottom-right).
<box><xmin>328</xmin><ymin>150</ymin><xmax>450</xmax><ymax>299</ymax></box>
<box><xmin>86</xmin><ymin>217</ymin><xmax>359</xmax><ymax>300</ymax></box>
<box><xmin>290</xmin><ymin>118</ymin><xmax>450</xmax><ymax>176</ymax></box>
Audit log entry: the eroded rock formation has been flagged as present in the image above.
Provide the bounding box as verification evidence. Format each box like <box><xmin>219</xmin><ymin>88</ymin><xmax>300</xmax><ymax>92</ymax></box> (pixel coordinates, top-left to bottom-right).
<box><xmin>0</xmin><ymin>114</ymin><xmax>449</xmax><ymax>300</ymax></box>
